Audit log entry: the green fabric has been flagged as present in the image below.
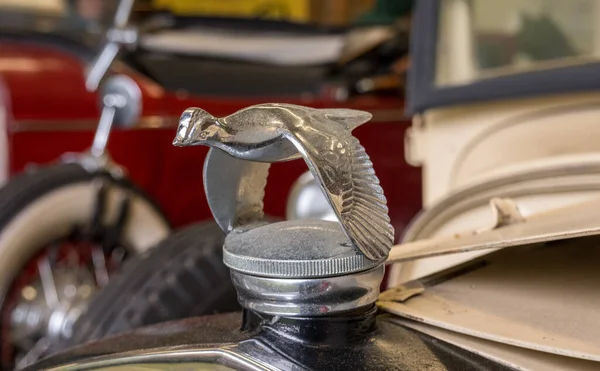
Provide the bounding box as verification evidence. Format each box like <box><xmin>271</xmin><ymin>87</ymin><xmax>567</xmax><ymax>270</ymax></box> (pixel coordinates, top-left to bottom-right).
<box><xmin>355</xmin><ymin>0</ymin><xmax>415</xmax><ymax>26</ymax></box>
<box><xmin>515</xmin><ymin>14</ymin><xmax>577</xmax><ymax>61</ymax></box>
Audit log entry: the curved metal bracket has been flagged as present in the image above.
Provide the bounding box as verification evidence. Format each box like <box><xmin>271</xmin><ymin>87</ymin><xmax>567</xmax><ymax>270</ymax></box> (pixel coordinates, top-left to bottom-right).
<box><xmin>203</xmin><ymin>148</ymin><xmax>270</xmax><ymax>233</ymax></box>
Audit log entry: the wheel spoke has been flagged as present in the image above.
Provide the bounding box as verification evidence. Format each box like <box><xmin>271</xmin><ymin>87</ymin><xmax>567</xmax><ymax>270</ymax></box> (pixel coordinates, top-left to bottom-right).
<box><xmin>3</xmin><ymin>180</ymin><xmax>140</xmax><ymax>368</ymax></box>
<box><xmin>47</xmin><ymin>242</ymin><xmax>60</xmax><ymax>266</ymax></box>
<box><xmin>14</xmin><ymin>337</ymin><xmax>51</xmax><ymax>370</ymax></box>
<box><xmin>92</xmin><ymin>247</ymin><xmax>109</xmax><ymax>287</ymax></box>
<box><xmin>1</xmin><ymin>176</ymin><xmax>145</xmax><ymax>368</ymax></box>
<box><xmin>66</xmin><ymin>246</ymin><xmax>80</xmax><ymax>268</ymax></box>
<box><xmin>89</xmin><ymin>179</ymin><xmax>109</xmax><ymax>240</ymax></box>
<box><xmin>103</xmin><ymin>192</ymin><xmax>131</xmax><ymax>253</ymax></box>
<box><xmin>37</xmin><ymin>257</ymin><xmax>58</xmax><ymax>309</ymax></box>
<box><xmin>110</xmin><ymin>246</ymin><xmax>126</xmax><ymax>269</ymax></box>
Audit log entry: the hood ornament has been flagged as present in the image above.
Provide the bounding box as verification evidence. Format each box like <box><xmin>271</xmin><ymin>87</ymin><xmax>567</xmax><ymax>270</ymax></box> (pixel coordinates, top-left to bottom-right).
<box><xmin>174</xmin><ymin>103</ymin><xmax>394</xmax><ymax>261</ymax></box>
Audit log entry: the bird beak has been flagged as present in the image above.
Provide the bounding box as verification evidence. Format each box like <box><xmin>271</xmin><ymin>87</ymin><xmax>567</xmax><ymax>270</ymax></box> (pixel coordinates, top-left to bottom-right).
<box><xmin>172</xmin><ymin>135</ymin><xmax>186</xmax><ymax>146</ymax></box>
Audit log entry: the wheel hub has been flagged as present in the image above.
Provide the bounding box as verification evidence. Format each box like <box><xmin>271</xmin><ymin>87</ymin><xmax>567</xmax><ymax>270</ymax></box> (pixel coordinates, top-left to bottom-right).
<box><xmin>11</xmin><ymin>268</ymin><xmax>97</xmax><ymax>346</ymax></box>
<box><xmin>1</xmin><ymin>239</ymin><xmax>127</xmax><ymax>369</ymax></box>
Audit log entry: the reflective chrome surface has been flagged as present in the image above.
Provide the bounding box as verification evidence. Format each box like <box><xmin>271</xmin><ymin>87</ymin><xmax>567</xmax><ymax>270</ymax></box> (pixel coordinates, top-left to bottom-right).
<box><xmin>86</xmin><ymin>363</ymin><xmax>237</xmax><ymax>371</ymax></box>
<box><xmin>11</xmin><ymin>268</ymin><xmax>97</xmax><ymax>369</ymax></box>
<box><xmin>286</xmin><ymin>171</ymin><xmax>336</xmax><ymax>221</ymax></box>
<box><xmin>173</xmin><ymin>103</ymin><xmax>391</xmax><ymax>317</ymax></box>
<box><xmin>85</xmin><ymin>0</ymin><xmax>137</xmax><ymax>92</ymax></box>
<box><xmin>98</xmin><ymin>75</ymin><xmax>142</xmax><ymax>129</ymax></box>
<box><xmin>6</xmin><ymin>231</ymin><xmax>131</xmax><ymax>370</ymax></box>
<box><xmin>90</xmin><ymin>75</ymin><xmax>142</xmax><ymax>158</ymax></box>
<box><xmin>90</xmin><ymin>102</ymin><xmax>118</xmax><ymax>158</ymax></box>
<box><xmin>202</xmin><ymin>148</ymin><xmax>270</xmax><ymax>233</ymax></box>
<box><xmin>232</xmin><ymin>265</ymin><xmax>384</xmax><ymax>316</ymax></box>
<box><xmin>174</xmin><ymin>103</ymin><xmax>394</xmax><ymax>261</ymax></box>
<box><xmin>37</xmin><ymin>348</ymin><xmax>274</xmax><ymax>371</ymax></box>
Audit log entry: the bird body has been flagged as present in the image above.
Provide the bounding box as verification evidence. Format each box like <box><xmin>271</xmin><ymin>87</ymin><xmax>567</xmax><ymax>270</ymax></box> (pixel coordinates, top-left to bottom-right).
<box><xmin>175</xmin><ymin>103</ymin><xmax>372</xmax><ymax>162</ymax></box>
<box><xmin>174</xmin><ymin>103</ymin><xmax>394</xmax><ymax>261</ymax></box>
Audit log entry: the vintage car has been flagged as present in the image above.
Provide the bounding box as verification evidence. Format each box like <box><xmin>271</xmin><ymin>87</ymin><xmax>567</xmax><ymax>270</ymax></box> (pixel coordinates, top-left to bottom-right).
<box><xmin>27</xmin><ymin>0</ymin><xmax>600</xmax><ymax>370</ymax></box>
<box><xmin>0</xmin><ymin>1</ymin><xmax>419</xmax><ymax>368</ymax></box>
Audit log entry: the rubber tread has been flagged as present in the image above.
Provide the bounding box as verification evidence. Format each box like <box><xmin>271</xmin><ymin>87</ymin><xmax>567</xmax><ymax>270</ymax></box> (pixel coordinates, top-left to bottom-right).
<box><xmin>68</xmin><ymin>222</ymin><xmax>239</xmax><ymax>345</ymax></box>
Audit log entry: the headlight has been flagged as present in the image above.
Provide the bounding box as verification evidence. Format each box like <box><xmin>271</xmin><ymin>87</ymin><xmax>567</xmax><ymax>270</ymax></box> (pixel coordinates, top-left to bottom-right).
<box><xmin>286</xmin><ymin>171</ymin><xmax>336</xmax><ymax>221</ymax></box>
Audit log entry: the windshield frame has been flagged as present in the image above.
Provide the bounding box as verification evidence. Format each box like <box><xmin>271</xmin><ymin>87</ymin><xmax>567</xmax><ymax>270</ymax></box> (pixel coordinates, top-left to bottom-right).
<box><xmin>407</xmin><ymin>0</ymin><xmax>600</xmax><ymax>114</ymax></box>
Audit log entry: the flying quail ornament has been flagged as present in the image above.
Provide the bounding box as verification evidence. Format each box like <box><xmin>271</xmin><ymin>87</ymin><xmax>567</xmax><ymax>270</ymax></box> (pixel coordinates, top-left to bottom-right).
<box><xmin>173</xmin><ymin>103</ymin><xmax>394</xmax><ymax>261</ymax></box>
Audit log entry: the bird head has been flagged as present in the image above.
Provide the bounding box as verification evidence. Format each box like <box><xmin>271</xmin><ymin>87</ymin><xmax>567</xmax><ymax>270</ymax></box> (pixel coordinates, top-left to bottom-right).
<box><xmin>173</xmin><ymin>107</ymin><xmax>229</xmax><ymax>146</ymax></box>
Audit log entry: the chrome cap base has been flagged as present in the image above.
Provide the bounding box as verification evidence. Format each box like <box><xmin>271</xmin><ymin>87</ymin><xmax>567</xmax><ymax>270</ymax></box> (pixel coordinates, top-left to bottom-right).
<box><xmin>231</xmin><ymin>265</ymin><xmax>384</xmax><ymax>316</ymax></box>
<box><xmin>225</xmin><ymin>219</ymin><xmax>385</xmax><ymax>317</ymax></box>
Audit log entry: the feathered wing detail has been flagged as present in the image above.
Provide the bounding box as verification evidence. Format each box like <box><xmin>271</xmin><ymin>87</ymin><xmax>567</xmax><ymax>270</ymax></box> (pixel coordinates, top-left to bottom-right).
<box><xmin>287</xmin><ymin>124</ymin><xmax>394</xmax><ymax>261</ymax></box>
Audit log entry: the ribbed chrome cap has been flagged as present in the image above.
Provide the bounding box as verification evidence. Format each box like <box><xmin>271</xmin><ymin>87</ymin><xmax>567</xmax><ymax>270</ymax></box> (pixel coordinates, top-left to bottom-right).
<box><xmin>231</xmin><ymin>265</ymin><xmax>384</xmax><ymax>316</ymax></box>
<box><xmin>223</xmin><ymin>219</ymin><xmax>383</xmax><ymax>278</ymax></box>
<box><xmin>224</xmin><ymin>219</ymin><xmax>385</xmax><ymax>316</ymax></box>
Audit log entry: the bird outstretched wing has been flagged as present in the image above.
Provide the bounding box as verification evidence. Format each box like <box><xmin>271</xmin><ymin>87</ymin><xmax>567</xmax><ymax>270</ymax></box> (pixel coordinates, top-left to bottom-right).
<box><xmin>286</xmin><ymin>122</ymin><xmax>394</xmax><ymax>261</ymax></box>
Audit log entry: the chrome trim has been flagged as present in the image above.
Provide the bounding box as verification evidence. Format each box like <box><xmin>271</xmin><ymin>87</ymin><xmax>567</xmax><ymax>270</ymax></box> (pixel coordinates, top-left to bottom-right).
<box><xmin>232</xmin><ymin>265</ymin><xmax>384</xmax><ymax>317</ymax></box>
<box><xmin>90</xmin><ymin>104</ymin><xmax>117</xmax><ymax>158</ymax></box>
<box><xmin>89</xmin><ymin>74</ymin><xmax>143</xmax><ymax>158</ymax></box>
<box><xmin>45</xmin><ymin>347</ymin><xmax>273</xmax><ymax>371</ymax></box>
<box><xmin>85</xmin><ymin>0</ymin><xmax>137</xmax><ymax>92</ymax></box>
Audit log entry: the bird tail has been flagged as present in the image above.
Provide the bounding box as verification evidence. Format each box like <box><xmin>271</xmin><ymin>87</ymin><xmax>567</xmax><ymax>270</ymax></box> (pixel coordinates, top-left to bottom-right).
<box><xmin>319</xmin><ymin>109</ymin><xmax>373</xmax><ymax>131</ymax></box>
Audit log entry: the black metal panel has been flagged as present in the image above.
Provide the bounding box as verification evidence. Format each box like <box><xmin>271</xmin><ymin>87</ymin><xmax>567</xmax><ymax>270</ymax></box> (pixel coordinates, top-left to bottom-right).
<box><xmin>407</xmin><ymin>0</ymin><xmax>600</xmax><ymax>114</ymax></box>
<box><xmin>31</xmin><ymin>309</ymin><xmax>514</xmax><ymax>371</ymax></box>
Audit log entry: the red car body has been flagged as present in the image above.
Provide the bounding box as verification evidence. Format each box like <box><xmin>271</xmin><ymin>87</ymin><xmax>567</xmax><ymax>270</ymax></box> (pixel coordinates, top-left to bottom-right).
<box><xmin>0</xmin><ymin>39</ymin><xmax>421</xmax><ymax>236</ymax></box>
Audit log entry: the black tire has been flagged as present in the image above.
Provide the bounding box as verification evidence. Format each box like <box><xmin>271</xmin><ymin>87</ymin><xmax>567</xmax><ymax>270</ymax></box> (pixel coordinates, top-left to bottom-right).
<box><xmin>69</xmin><ymin>222</ymin><xmax>239</xmax><ymax>345</ymax></box>
<box><xmin>0</xmin><ymin>163</ymin><xmax>171</xmax><ymax>369</ymax></box>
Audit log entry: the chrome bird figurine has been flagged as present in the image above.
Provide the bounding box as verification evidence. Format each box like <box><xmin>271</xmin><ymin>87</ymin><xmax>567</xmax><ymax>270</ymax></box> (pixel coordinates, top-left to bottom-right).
<box><xmin>173</xmin><ymin>103</ymin><xmax>394</xmax><ymax>261</ymax></box>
